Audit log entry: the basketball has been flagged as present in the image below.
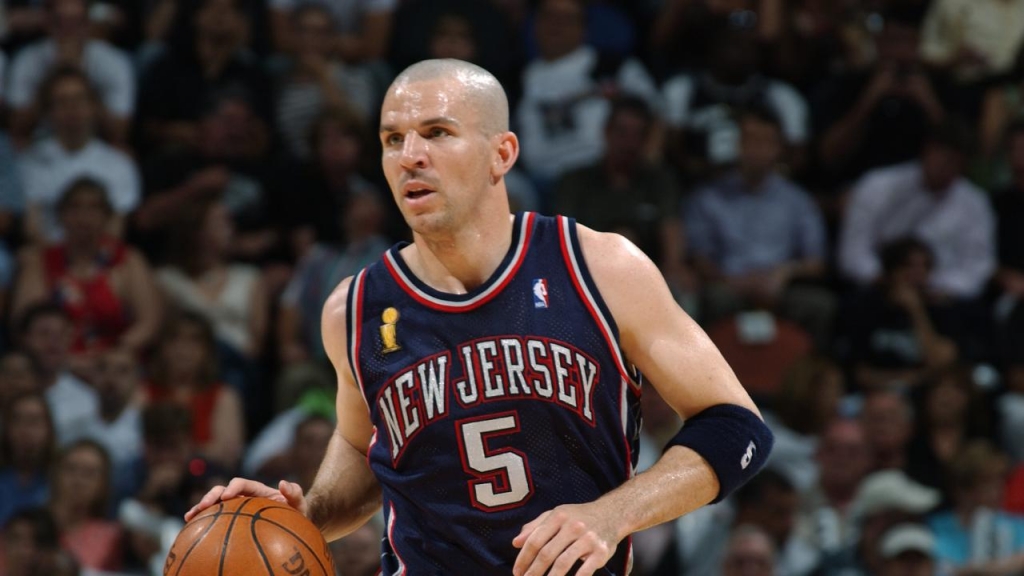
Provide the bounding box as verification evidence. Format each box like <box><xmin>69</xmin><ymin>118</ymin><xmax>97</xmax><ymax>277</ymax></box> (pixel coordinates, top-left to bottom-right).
<box><xmin>163</xmin><ymin>497</ymin><xmax>334</xmax><ymax>576</ymax></box>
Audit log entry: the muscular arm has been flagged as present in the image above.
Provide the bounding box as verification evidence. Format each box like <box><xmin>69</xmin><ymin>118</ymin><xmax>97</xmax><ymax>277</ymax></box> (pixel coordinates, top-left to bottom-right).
<box><xmin>513</xmin><ymin>227</ymin><xmax>763</xmax><ymax>576</ymax></box>
<box><xmin>304</xmin><ymin>277</ymin><xmax>383</xmax><ymax>541</ymax></box>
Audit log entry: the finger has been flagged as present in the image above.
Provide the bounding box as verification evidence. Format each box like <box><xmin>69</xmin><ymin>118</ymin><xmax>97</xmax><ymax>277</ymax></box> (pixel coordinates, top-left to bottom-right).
<box><xmin>185</xmin><ymin>485</ymin><xmax>227</xmax><ymax>521</ymax></box>
<box><xmin>221</xmin><ymin>477</ymin><xmax>272</xmax><ymax>500</ymax></box>
<box><xmin>550</xmin><ymin>538</ymin><xmax>610</xmax><ymax>576</ymax></box>
<box><xmin>512</xmin><ymin>514</ymin><xmax>566</xmax><ymax>576</ymax></box>
<box><xmin>522</xmin><ymin>527</ymin><xmax>577</xmax><ymax>576</ymax></box>
<box><xmin>513</xmin><ymin>511</ymin><xmax>551</xmax><ymax>548</ymax></box>
<box><xmin>278</xmin><ymin>480</ymin><xmax>304</xmax><ymax>507</ymax></box>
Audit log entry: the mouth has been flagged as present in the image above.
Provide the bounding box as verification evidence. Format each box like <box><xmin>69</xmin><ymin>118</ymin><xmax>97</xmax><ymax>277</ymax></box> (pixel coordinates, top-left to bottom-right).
<box><xmin>402</xmin><ymin>181</ymin><xmax>437</xmax><ymax>201</ymax></box>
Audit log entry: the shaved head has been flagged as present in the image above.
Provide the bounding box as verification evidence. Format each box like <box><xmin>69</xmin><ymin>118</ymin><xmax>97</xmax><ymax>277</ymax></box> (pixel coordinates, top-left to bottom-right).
<box><xmin>388</xmin><ymin>59</ymin><xmax>509</xmax><ymax>136</ymax></box>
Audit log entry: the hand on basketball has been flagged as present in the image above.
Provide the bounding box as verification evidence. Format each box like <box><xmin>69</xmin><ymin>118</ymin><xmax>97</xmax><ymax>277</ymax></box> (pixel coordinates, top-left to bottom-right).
<box><xmin>184</xmin><ymin>478</ymin><xmax>307</xmax><ymax>522</ymax></box>
<box><xmin>511</xmin><ymin>502</ymin><xmax>622</xmax><ymax>576</ymax></box>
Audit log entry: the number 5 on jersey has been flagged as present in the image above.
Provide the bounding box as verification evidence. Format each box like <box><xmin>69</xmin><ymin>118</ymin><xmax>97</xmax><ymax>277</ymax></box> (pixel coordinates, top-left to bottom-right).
<box><xmin>457</xmin><ymin>412</ymin><xmax>535</xmax><ymax>511</ymax></box>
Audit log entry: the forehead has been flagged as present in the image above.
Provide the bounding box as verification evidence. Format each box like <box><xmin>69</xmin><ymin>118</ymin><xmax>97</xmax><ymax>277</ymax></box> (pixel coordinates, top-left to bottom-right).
<box><xmin>380</xmin><ymin>79</ymin><xmax>475</xmax><ymax>129</ymax></box>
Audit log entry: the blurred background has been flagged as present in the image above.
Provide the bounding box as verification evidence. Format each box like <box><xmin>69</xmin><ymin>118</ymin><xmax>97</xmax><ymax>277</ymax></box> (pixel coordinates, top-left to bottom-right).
<box><xmin>0</xmin><ymin>0</ymin><xmax>1022</xmax><ymax>574</ymax></box>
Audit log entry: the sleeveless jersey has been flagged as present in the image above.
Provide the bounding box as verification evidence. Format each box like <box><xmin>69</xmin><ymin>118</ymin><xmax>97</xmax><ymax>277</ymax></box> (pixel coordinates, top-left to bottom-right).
<box><xmin>347</xmin><ymin>212</ymin><xmax>642</xmax><ymax>574</ymax></box>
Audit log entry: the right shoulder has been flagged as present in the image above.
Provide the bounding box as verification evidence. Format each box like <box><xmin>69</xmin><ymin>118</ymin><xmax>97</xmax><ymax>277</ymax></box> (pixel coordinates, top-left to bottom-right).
<box><xmin>322</xmin><ymin>275</ymin><xmax>355</xmax><ymax>326</ymax></box>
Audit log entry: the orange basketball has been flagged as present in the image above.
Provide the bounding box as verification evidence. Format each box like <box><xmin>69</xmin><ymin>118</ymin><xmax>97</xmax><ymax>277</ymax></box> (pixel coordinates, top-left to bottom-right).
<box><xmin>164</xmin><ymin>497</ymin><xmax>334</xmax><ymax>576</ymax></box>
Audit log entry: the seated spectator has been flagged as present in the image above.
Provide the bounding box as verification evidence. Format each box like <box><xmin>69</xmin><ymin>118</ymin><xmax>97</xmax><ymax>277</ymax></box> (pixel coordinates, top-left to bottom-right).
<box><xmin>242</xmin><ymin>385</ymin><xmax>335</xmax><ymax>478</ymax></box>
<box><xmin>554</xmin><ymin>96</ymin><xmax>687</xmax><ymax>283</ymax></box>
<box><xmin>663</xmin><ymin>25</ymin><xmax>808</xmax><ymax>180</ymax></box>
<box><xmin>721</xmin><ymin>524</ymin><xmax>777</xmax><ymax>576</ymax></box>
<box><xmin>860</xmin><ymin>390</ymin><xmax>915</xmax><ymax>472</ymax></box>
<box><xmin>254</xmin><ymin>415</ymin><xmax>333</xmax><ymax>491</ymax></box>
<box><xmin>765</xmin><ymin>356</ymin><xmax>845</xmax><ymax>491</ymax></box>
<box><xmin>685</xmin><ymin>107</ymin><xmax>830</xmax><ymax>340</ymax></box>
<box><xmin>268</xmin><ymin>0</ymin><xmax>396</xmax><ymax>63</ymax></box>
<box><xmin>795</xmin><ymin>418</ymin><xmax>873</xmax><ymax>555</ymax></box>
<box><xmin>49</xmin><ymin>440</ymin><xmax>123</xmax><ymax>572</ymax></box>
<box><xmin>278</xmin><ymin>190</ymin><xmax>389</xmax><ymax>371</ymax></box>
<box><xmin>136</xmin><ymin>0</ymin><xmax>271</xmax><ymax>155</ymax></box>
<box><xmin>876</xmin><ymin>523</ymin><xmax>937</xmax><ymax>576</ymax></box>
<box><xmin>649</xmin><ymin>0</ymin><xmax>770</xmax><ymax>78</ymax></box>
<box><xmin>815</xmin><ymin>470</ymin><xmax>939</xmax><ymax>576</ymax></box>
<box><xmin>0</xmin><ymin>508</ymin><xmax>62</xmax><ymax>576</ymax></box>
<box><xmin>920</xmin><ymin>0</ymin><xmax>1024</xmax><ymax>86</ymax></box>
<box><xmin>0</xmin><ymin>351</ymin><xmax>39</xmax><ymax>416</ymax></box>
<box><xmin>271</xmin><ymin>4</ymin><xmax>375</xmax><ymax>160</ymax></box>
<box><xmin>145</xmin><ymin>312</ymin><xmax>244</xmax><ymax>469</ymax></box>
<box><xmin>16</xmin><ymin>304</ymin><xmax>98</xmax><ymax>443</ymax></box>
<box><xmin>330</xmin><ymin>515</ymin><xmax>385</xmax><ymax>576</ymax></box>
<box><xmin>814</xmin><ymin>8</ymin><xmax>949</xmax><ymax>188</ymax></box>
<box><xmin>838</xmin><ymin>123</ymin><xmax>995</xmax><ymax>301</ymax></box>
<box><xmin>907</xmin><ymin>367</ymin><xmax>997</xmax><ymax>500</ymax></box>
<box><xmin>516</xmin><ymin>0</ymin><xmax>659</xmax><ymax>188</ymax></box>
<box><xmin>5</xmin><ymin>0</ymin><xmax>135</xmax><ymax>147</ymax></box>
<box><xmin>0</xmin><ymin>392</ymin><xmax>55</xmax><ymax>527</ymax></box>
<box><xmin>63</xmin><ymin>348</ymin><xmax>143</xmax><ymax>498</ymax></box>
<box><xmin>12</xmin><ymin>178</ymin><xmax>161</xmax><ymax>357</ymax></box>
<box><xmin>928</xmin><ymin>441</ymin><xmax>1024</xmax><ymax>573</ymax></box>
<box><xmin>157</xmin><ymin>200</ymin><xmax>267</xmax><ymax>365</ymax></box>
<box><xmin>134</xmin><ymin>90</ymin><xmax>274</xmax><ymax>262</ymax></box>
<box><xmin>838</xmin><ymin>238</ymin><xmax>959</xmax><ymax>392</ymax></box>
<box><xmin>17</xmin><ymin>68</ymin><xmax>141</xmax><ymax>244</ymax></box>
<box><xmin>122</xmin><ymin>403</ymin><xmax>195</xmax><ymax>519</ymax></box>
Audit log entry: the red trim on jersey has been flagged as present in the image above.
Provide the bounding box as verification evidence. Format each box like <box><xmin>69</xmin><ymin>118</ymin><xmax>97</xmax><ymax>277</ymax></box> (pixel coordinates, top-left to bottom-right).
<box><xmin>350</xmin><ymin>270</ymin><xmax>368</xmax><ymax>398</ymax></box>
<box><xmin>387</xmin><ymin>503</ymin><xmax>408</xmax><ymax>575</ymax></box>
<box><xmin>383</xmin><ymin>213</ymin><xmax>536</xmax><ymax>312</ymax></box>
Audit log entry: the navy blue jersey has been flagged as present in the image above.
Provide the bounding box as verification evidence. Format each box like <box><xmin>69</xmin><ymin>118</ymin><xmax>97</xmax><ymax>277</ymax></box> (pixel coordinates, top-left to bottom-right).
<box><xmin>346</xmin><ymin>212</ymin><xmax>643</xmax><ymax>574</ymax></box>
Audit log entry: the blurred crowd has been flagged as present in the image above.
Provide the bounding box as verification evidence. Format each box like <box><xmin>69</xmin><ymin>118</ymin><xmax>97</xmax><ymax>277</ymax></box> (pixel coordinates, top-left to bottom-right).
<box><xmin>0</xmin><ymin>0</ymin><xmax>1022</xmax><ymax>575</ymax></box>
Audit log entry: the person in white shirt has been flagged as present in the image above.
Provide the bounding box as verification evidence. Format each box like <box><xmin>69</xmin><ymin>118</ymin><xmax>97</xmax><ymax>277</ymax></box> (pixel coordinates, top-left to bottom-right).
<box><xmin>516</xmin><ymin>0</ymin><xmax>659</xmax><ymax>187</ymax></box>
<box><xmin>5</xmin><ymin>0</ymin><xmax>134</xmax><ymax>147</ymax></box>
<box><xmin>16</xmin><ymin>303</ymin><xmax>98</xmax><ymax>446</ymax></box>
<box><xmin>17</xmin><ymin>67</ymin><xmax>140</xmax><ymax>244</ymax></box>
<box><xmin>839</xmin><ymin>122</ymin><xmax>996</xmax><ymax>299</ymax></box>
<box><xmin>268</xmin><ymin>0</ymin><xmax>396</xmax><ymax>63</ymax></box>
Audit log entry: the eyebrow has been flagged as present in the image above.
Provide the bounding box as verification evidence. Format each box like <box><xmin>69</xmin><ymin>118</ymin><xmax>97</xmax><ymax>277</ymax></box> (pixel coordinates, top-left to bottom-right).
<box><xmin>379</xmin><ymin>116</ymin><xmax>461</xmax><ymax>133</ymax></box>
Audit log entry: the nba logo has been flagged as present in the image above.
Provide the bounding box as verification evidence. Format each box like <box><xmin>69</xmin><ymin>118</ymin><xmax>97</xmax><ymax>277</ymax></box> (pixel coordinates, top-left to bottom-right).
<box><xmin>532</xmin><ymin>278</ymin><xmax>549</xmax><ymax>309</ymax></box>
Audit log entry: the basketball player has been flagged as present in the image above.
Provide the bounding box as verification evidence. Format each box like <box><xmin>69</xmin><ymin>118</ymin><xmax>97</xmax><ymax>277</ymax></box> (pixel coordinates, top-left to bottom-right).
<box><xmin>187</xmin><ymin>59</ymin><xmax>773</xmax><ymax>575</ymax></box>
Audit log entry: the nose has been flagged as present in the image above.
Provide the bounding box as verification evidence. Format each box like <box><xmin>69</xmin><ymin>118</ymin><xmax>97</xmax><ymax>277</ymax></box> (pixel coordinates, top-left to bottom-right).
<box><xmin>398</xmin><ymin>131</ymin><xmax>429</xmax><ymax>170</ymax></box>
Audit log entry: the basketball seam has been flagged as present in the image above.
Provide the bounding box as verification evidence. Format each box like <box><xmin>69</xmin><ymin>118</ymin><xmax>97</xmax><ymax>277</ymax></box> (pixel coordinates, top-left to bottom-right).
<box><xmin>218</xmin><ymin>498</ymin><xmax>255</xmax><ymax>576</ymax></box>
<box><xmin>173</xmin><ymin>503</ymin><xmax>224</xmax><ymax>576</ymax></box>
<box><xmin>251</xmin><ymin>515</ymin><xmax>331</xmax><ymax>575</ymax></box>
<box><xmin>249</xmin><ymin>510</ymin><xmax>276</xmax><ymax>575</ymax></box>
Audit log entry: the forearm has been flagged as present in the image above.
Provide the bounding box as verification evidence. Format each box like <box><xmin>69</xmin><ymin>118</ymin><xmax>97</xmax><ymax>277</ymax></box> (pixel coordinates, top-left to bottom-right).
<box><xmin>907</xmin><ymin>305</ymin><xmax>956</xmax><ymax>367</ymax></box>
<box><xmin>305</xmin><ymin>430</ymin><xmax>382</xmax><ymax>541</ymax></box>
<box><xmin>595</xmin><ymin>446</ymin><xmax>718</xmax><ymax>541</ymax></box>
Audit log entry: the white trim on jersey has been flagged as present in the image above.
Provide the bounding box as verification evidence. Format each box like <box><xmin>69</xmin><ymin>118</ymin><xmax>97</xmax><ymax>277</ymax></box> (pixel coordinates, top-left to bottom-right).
<box><xmin>384</xmin><ymin>213</ymin><xmax>534</xmax><ymax>309</ymax></box>
<box><xmin>348</xmin><ymin>269</ymin><xmax>368</xmax><ymax>399</ymax></box>
<box><xmin>387</xmin><ymin>502</ymin><xmax>407</xmax><ymax>576</ymax></box>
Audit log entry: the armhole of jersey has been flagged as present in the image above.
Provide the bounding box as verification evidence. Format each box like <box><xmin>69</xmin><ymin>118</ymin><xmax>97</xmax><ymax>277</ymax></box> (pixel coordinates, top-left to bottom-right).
<box><xmin>556</xmin><ymin>216</ymin><xmax>641</xmax><ymax>390</ymax></box>
<box><xmin>346</xmin><ymin>268</ymin><xmax>368</xmax><ymax>400</ymax></box>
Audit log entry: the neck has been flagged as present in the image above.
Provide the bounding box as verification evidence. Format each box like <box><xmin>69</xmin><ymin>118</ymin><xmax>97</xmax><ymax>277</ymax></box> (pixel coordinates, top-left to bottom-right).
<box><xmin>100</xmin><ymin>398</ymin><xmax>127</xmax><ymax>423</ymax></box>
<box><xmin>740</xmin><ymin>168</ymin><xmax>769</xmax><ymax>190</ymax></box>
<box><xmin>65</xmin><ymin>235</ymin><xmax>103</xmax><ymax>260</ymax></box>
<box><xmin>52</xmin><ymin>501</ymin><xmax>89</xmax><ymax>527</ymax></box>
<box><xmin>58</xmin><ymin>134</ymin><xmax>91</xmax><ymax>152</ymax></box>
<box><xmin>822</xmin><ymin>481</ymin><xmax>858</xmax><ymax>509</ymax></box>
<box><xmin>875</xmin><ymin>449</ymin><xmax>906</xmax><ymax>470</ymax></box>
<box><xmin>408</xmin><ymin>209</ymin><xmax>514</xmax><ymax>293</ymax></box>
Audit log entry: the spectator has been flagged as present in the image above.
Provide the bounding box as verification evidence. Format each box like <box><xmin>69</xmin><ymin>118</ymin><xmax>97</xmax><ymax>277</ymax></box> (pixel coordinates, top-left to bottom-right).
<box><xmin>993</xmin><ymin>122</ymin><xmax>1024</xmax><ymax>356</ymax></box>
<box><xmin>330</xmin><ymin>515</ymin><xmax>385</xmax><ymax>576</ymax></box>
<box><xmin>928</xmin><ymin>440</ymin><xmax>1024</xmax><ymax>574</ymax></box>
<box><xmin>11</xmin><ymin>178</ymin><xmax>161</xmax><ymax>357</ymax></box>
<box><xmin>685</xmin><ymin>107</ymin><xmax>830</xmax><ymax>338</ymax></box>
<box><xmin>0</xmin><ymin>392</ymin><xmax>55</xmax><ymax>526</ymax></box>
<box><xmin>5</xmin><ymin>0</ymin><xmax>135</xmax><ymax>147</ymax></box>
<box><xmin>271</xmin><ymin>4</ymin><xmax>375</xmax><ymax>160</ymax></box>
<box><xmin>860</xmin><ymin>390</ymin><xmax>915</xmax><ymax>472</ymax></box>
<box><xmin>920</xmin><ymin>0</ymin><xmax>1024</xmax><ymax>86</ymax></box>
<box><xmin>554</xmin><ymin>96</ymin><xmax>687</xmax><ymax>283</ymax></box>
<box><xmin>765</xmin><ymin>356</ymin><xmax>845</xmax><ymax>491</ymax></box>
<box><xmin>814</xmin><ymin>8</ymin><xmax>948</xmax><ymax>188</ymax></box>
<box><xmin>662</xmin><ymin>24</ymin><xmax>808</xmax><ymax>180</ymax></box>
<box><xmin>795</xmin><ymin>418</ymin><xmax>873</xmax><ymax>556</ymax></box>
<box><xmin>906</xmin><ymin>367</ymin><xmax>996</xmax><ymax>500</ymax></box>
<box><xmin>838</xmin><ymin>238</ymin><xmax>959</xmax><ymax>392</ymax></box>
<box><xmin>16</xmin><ymin>304</ymin><xmax>98</xmax><ymax>443</ymax></box>
<box><xmin>815</xmin><ymin>470</ymin><xmax>940</xmax><ymax>576</ymax></box>
<box><xmin>145</xmin><ymin>312</ymin><xmax>245</xmax><ymax>469</ymax></box>
<box><xmin>721</xmin><ymin>524</ymin><xmax>777</xmax><ymax>576</ymax></box>
<box><xmin>277</xmin><ymin>190</ymin><xmax>389</xmax><ymax>370</ymax></box>
<box><xmin>839</xmin><ymin>122</ymin><xmax>995</xmax><ymax>300</ymax></box>
<box><xmin>136</xmin><ymin>0</ymin><xmax>271</xmax><ymax>155</ymax></box>
<box><xmin>267</xmin><ymin>0</ymin><xmax>396</xmax><ymax>64</ymax></box>
<box><xmin>17</xmin><ymin>68</ymin><xmax>141</xmax><ymax>244</ymax></box>
<box><xmin>977</xmin><ymin>75</ymin><xmax>1024</xmax><ymax>190</ymax></box>
<box><xmin>515</xmin><ymin>0</ymin><xmax>659</xmax><ymax>187</ymax></box>
<box><xmin>0</xmin><ymin>351</ymin><xmax>39</xmax><ymax>415</ymax></box>
<box><xmin>254</xmin><ymin>414</ymin><xmax>332</xmax><ymax>491</ymax></box>
<box><xmin>134</xmin><ymin>91</ymin><xmax>275</xmax><ymax>264</ymax></box>
<box><xmin>241</xmin><ymin>385</ymin><xmax>335</xmax><ymax>479</ymax></box>
<box><xmin>157</xmin><ymin>200</ymin><xmax>268</xmax><ymax>365</ymax></box>
<box><xmin>876</xmin><ymin>523</ymin><xmax>937</xmax><ymax>576</ymax></box>
<box><xmin>0</xmin><ymin>508</ymin><xmax>61</xmax><ymax>576</ymax></box>
<box><xmin>49</xmin><ymin>439</ymin><xmax>123</xmax><ymax>572</ymax></box>
<box><xmin>123</xmin><ymin>402</ymin><xmax>195</xmax><ymax>519</ymax></box>
<box><xmin>63</xmin><ymin>348</ymin><xmax>143</xmax><ymax>497</ymax></box>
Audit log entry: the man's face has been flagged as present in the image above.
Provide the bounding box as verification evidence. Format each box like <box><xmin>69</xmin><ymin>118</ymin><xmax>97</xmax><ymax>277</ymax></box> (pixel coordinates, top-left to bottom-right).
<box><xmin>535</xmin><ymin>0</ymin><xmax>585</xmax><ymax>61</ymax></box>
<box><xmin>876</xmin><ymin>23</ymin><xmax>921</xmax><ymax>68</ymax></box>
<box><xmin>860</xmin><ymin>393</ymin><xmax>912</xmax><ymax>454</ymax></box>
<box><xmin>50</xmin><ymin>77</ymin><xmax>96</xmax><ymax>143</ymax></box>
<box><xmin>739</xmin><ymin>117</ymin><xmax>783</xmax><ymax>177</ymax></box>
<box><xmin>921</xmin><ymin>143</ymin><xmax>964</xmax><ymax>192</ymax></box>
<box><xmin>379</xmin><ymin>78</ymin><xmax>497</xmax><ymax>236</ymax></box>
<box><xmin>94</xmin><ymin>350</ymin><xmax>138</xmax><ymax>405</ymax></box>
<box><xmin>816</xmin><ymin>420</ymin><xmax>872</xmax><ymax>492</ymax></box>
<box><xmin>604</xmin><ymin>109</ymin><xmax>648</xmax><ymax>168</ymax></box>
<box><xmin>49</xmin><ymin>0</ymin><xmax>88</xmax><ymax>40</ymax></box>
<box><xmin>22</xmin><ymin>315</ymin><xmax>73</xmax><ymax>375</ymax></box>
<box><xmin>722</xmin><ymin>532</ymin><xmax>775</xmax><ymax>576</ymax></box>
<box><xmin>294</xmin><ymin>8</ymin><xmax>333</xmax><ymax>58</ymax></box>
